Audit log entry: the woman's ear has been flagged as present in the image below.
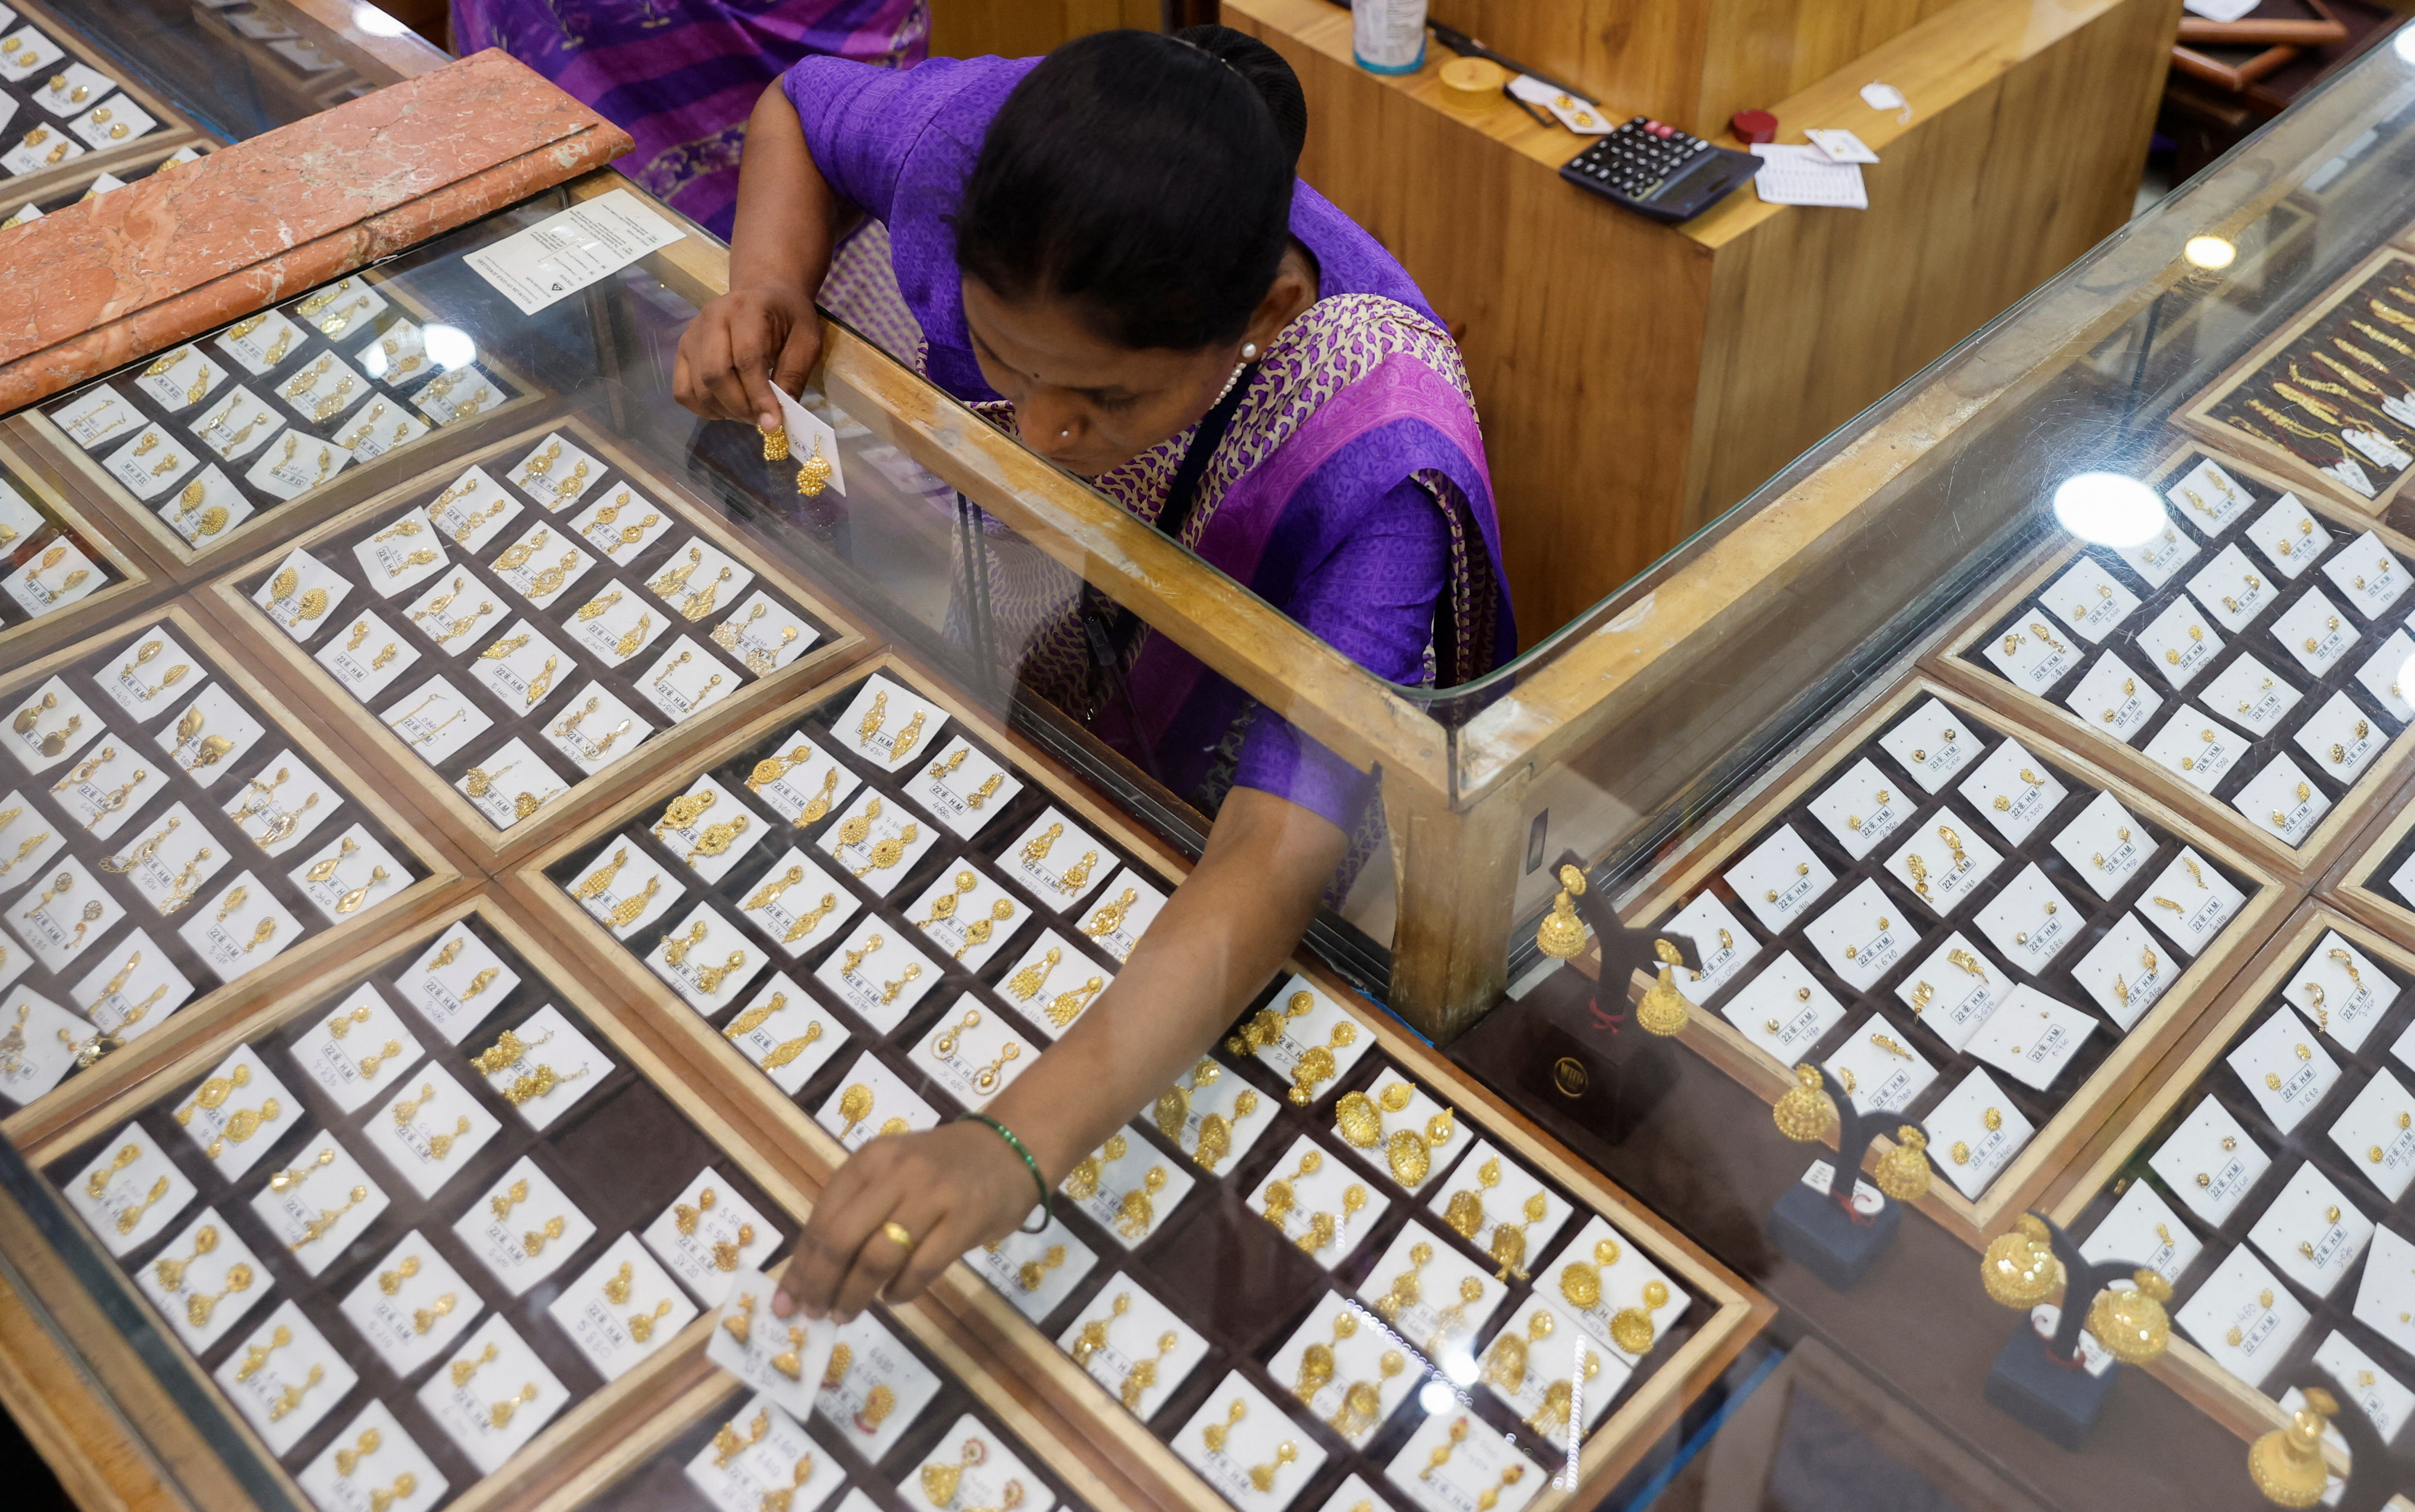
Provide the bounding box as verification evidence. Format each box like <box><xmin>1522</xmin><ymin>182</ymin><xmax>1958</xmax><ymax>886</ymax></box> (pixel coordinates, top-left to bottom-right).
<box><xmin>1243</xmin><ymin>245</ymin><xmax>1318</xmax><ymax>356</ymax></box>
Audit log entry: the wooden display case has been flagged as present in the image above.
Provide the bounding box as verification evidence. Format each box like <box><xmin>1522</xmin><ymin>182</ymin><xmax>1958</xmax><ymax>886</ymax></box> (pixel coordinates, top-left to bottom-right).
<box><xmin>202</xmin><ymin>414</ymin><xmax>869</xmax><ymax>864</ymax></box>
<box><xmin>0</xmin><ymin>602</ymin><xmax>460</xmax><ymax>1154</ymax></box>
<box><xmin>0</xmin><ymin>429</ymin><xmax>152</xmax><ymax>665</ymax></box>
<box><xmin>0</xmin><ymin>0</ymin><xmax>206</xmax><ymax>209</ymax></box>
<box><xmin>2042</xmin><ymin>905</ymin><xmax>2415</xmax><ymax>1489</ymax></box>
<box><xmin>1928</xmin><ymin>443</ymin><xmax>2415</xmax><ymax>883</ymax></box>
<box><xmin>1610</xmin><ymin>676</ymin><xmax>2290</xmax><ymax>1248</ymax></box>
<box><xmin>512</xmin><ymin>655</ymin><xmax>1773</xmax><ymax>1512</ymax></box>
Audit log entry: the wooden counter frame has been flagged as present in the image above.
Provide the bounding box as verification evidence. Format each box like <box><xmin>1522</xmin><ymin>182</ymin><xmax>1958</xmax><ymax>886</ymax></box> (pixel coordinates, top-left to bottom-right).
<box><xmin>509</xmin><ymin>652</ymin><xmax>1773</xmax><ymax>1512</ymax></box>
<box><xmin>1607</xmin><ymin>676</ymin><xmax>2292</xmax><ymax>1249</ymax></box>
<box><xmin>198</xmin><ymin>412</ymin><xmax>873</xmax><ymax>865</ymax></box>
<box><xmin>1924</xmin><ymin>443</ymin><xmax>2415</xmax><ymax>886</ymax></box>
<box><xmin>0</xmin><ymin>600</ymin><xmax>462</xmax><ymax>1154</ymax></box>
<box><xmin>2324</xmin><ymin>771</ymin><xmax>2415</xmax><ymax>939</ymax></box>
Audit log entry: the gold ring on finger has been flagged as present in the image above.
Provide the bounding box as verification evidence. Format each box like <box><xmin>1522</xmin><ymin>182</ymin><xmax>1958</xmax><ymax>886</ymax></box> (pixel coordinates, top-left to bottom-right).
<box><xmin>881</xmin><ymin>1220</ymin><xmax>914</xmax><ymax>1251</ymax></box>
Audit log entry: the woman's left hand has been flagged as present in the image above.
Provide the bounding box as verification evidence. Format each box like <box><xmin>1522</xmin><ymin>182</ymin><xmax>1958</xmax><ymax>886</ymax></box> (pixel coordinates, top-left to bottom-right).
<box><xmin>772</xmin><ymin>1121</ymin><xmax>1038</xmax><ymax>1322</ymax></box>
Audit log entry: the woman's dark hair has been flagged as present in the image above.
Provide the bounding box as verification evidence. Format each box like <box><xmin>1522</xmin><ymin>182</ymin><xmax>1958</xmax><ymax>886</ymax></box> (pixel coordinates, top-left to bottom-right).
<box><xmin>953</xmin><ymin>26</ymin><xmax>1307</xmax><ymax>352</ymax></box>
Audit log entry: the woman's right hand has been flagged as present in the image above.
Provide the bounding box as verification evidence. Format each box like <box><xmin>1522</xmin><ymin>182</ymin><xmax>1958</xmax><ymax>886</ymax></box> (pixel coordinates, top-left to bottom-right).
<box><xmin>672</xmin><ymin>284</ymin><xmax>822</xmax><ymax>431</ymax></box>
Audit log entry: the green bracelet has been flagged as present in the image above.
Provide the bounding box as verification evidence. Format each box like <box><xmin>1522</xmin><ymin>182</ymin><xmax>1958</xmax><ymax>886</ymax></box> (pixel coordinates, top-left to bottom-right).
<box><xmin>961</xmin><ymin>1112</ymin><xmax>1053</xmax><ymax>1233</ymax></box>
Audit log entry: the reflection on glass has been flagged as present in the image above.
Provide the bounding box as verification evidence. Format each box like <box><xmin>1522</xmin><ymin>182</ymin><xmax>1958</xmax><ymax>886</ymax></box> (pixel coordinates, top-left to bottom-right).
<box><xmin>2183</xmin><ymin>235</ymin><xmax>2237</xmax><ymax>270</ymax></box>
<box><xmin>421</xmin><ymin>324</ymin><xmax>476</xmax><ymax>373</ymax></box>
<box><xmin>2051</xmin><ymin>472</ymin><xmax>2164</xmax><ymax>548</ymax></box>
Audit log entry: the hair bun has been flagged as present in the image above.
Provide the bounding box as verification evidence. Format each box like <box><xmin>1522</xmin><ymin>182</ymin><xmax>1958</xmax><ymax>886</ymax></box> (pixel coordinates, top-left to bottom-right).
<box><xmin>1175</xmin><ymin>23</ymin><xmax>1307</xmax><ymax>170</ymax></box>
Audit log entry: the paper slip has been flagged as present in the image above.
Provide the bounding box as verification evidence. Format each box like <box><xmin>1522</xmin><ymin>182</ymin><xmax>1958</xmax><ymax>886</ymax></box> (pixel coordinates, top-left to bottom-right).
<box><xmin>465</xmin><ymin>189</ymin><xmax>684</xmax><ymax>316</ymax></box>
<box><xmin>1751</xmin><ymin>145</ymin><xmax>1867</xmax><ymax>209</ymax></box>
<box><xmin>771</xmin><ymin>387</ymin><xmax>847</xmax><ymax>497</ymax></box>
<box><xmin>1804</xmin><ymin>129</ymin><xmax>1879</xmax><ymax>164</ymax></box>
<box><xmin>1860</xmin><ymin>82</ymin><xmax>1911</xmax><ymax>122</ymax></box>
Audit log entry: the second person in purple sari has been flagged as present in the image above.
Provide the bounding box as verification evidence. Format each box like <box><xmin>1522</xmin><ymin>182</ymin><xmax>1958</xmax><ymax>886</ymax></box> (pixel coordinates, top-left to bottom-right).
<box><xmin>674</xmin><ymin>25</ymin><xmax>1514</xmax><ymax>1321</ymax></box>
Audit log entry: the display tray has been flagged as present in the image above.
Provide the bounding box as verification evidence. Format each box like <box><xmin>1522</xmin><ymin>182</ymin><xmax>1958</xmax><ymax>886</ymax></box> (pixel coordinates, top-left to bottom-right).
<box><xmin>1607</xmin><ymin>675</ymin><xmax>2290</xmax><ymax>1248</ymax></box>
<box><xmin>0</xmin><ymin>602</ymin><xmax>455</xmax><ymax>1149</ymax></box>
<box><xmin>0</xmin><ymin>0</ymin><xmax>197</xmax><ymax>207</ymax></box>
<box><xmin>1930</xmin><ymin>443</ymin><xmax>2415</xmax><ymax>880</ymax></box>
<box><xmin>0</xmin><ymin>428</ymin><xmax>146</xmax><ymax>657</ymax></box>
<box><xmin>2045</xmin><ymin>905</ymin><xmax>2415</xmax><ymax>1458</ymax></box>
<box><xmin>188</xmin><ymin>0</ymin><xmax>371</xmax><ymax>102</ymax></box>
<box><xmin>205</xmin><ymin>415</ymin><xmax>867</xmax><ymax>860</ymax></box>
<box><xmin>519</xmin><ymin>655</ymin><xmax>1772</xmax><ymax>1512</ymax></box>
<box><xmin>25</xmin><ymin>266</ymin><xmax>543</xmax><ymax>573</ymax></box>
<box><xmin>0</xmin><ymin>137</ymin><xmax>205</xmax><ymax>229</ymax></box>
<box><xmin>2181</xmin><ymin>246</ymin><xmax>2415</xmax><ymax>518</ymax></box>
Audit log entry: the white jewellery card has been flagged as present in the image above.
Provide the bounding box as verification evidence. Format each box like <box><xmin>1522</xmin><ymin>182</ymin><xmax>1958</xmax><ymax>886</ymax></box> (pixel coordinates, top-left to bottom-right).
<box><xmin>1822</xmin><ymin>1018</ymin><xmax>1936</xmax><ymax>1115</ymax></box>
<box><xmin>2062</xmin><ymin>653</ymin><xmax>2161</xmax><ymax>743</ymax></box>
<box><xmin>815</xmin><ymin>1051</ymin><xmax>940</xmax><ymax>1150</ymax></box>
<box><xmin>249</xmin><ymin>1141</ymin><xmax>389</xmax><ymax>1277</ymax></box>
<box><xmin>1383</xmin><ymin>1409</ymin><xmax>1538</xmax><ymax>1512</ymax></box>
<box><xmin>364</xmin><ymin>1067</ymin><xmax>503</xmax><ymax>1199</ymax></box>
<box><xmin>157</xmin><ymin>681</ymin><xmax>266</xmax><ymax>785</ymax></box>
<box><xmin>1973</xmin><ymin>864</ymin><xmax>2083</xmax><ymax>973</ymax></box>
<box><xmin>2272</xmin><ymin>587</ymin><xmax>2355</xmax><ymax>676</ymax></box>
<box><xmin>905</xmin><ymin>861</ymin><xmax>1029</xmax><ymax>979</ymax></box>
<box><xmin>717</xmin><ymin>974</ymin><xmax>844</xmax><ymax>1095</ymax></box>
<box><xmin>2151</xmin><ymin>1097</ymin><xmax>2271</xmax><ymax>1226</ymax></box>
<box><xmin>2234</xmin><ymin>755</ymin><xmax>2331</xmax><ymax>848</ymax></box>
<box><xmin>398</xmin><ymin>922</ymin><xmax>521</xmax><ymax>1041</ymax></box>
<box><xmin>2142</xmin><ymin>707</ymin><xmax>2243</xmax><ymax>794</ymax></box>
<box><xmin>491</xmin><ymin>525</ymin><xmax>598</xmax><ymax>611</ymax></box>
<box><xmin>252</xmin><ymin>549</ymin><xmax>353</xmax><ymax>645</ymax></box>
<box><xmin>2246</xmin><ymin>1161</ymin><xmax>2371</xmax><ymax>1298</ymax></box>
<box><xmin>1966</xmin><ymin>985</ymin><xmax>2097</xmax><ymax>1091</ymax></box>
<box><xmin>2227</xmin><ymin>1004</ymin><xmax>2341</xmax><ymax>1133</ymax></box>
<box><xmin>1060</xmin><ymin>1285</ymin><xmax>1211</xmax><ymax>1421</ymax></box>
<box><xmin>214</xmin><ymin>1301</ymin><xmax>357</xmax><ymax>1455</ymax></box>
<box><xmin>1720</xmin><ymin>951</ymin><xmax>1845</xmax><ymax>1063</ymax></box>
<box><xmin>641</xmin><ymin>1166</ymin><xmax>778</xmax><ymax>1304</ymax></box>
<box><xmin>2048</xmin><ymin>791</ymin><xmax>2150</xmax><ymax>900</ymax></box>
<box><xmin>2137</xmin><ymin>595</ymin><xmax>2224</xmax><ymax>688</ymax></box>
<box><xmin>1072</xmin><ymin>866</ymin><xmax>1168</xmax><ymax>964</ymax></box>
<box><xmin>1723</xmin><ymin>824</ymin><xmax>1836</xmax><ymax>933</ymax></box>
<box><xmin>454</xmin><ymin>1156</ymin><xmax>594</xmax><ymax>1296</ymax></box>
<box><xmin>72</xmin><ymin>930</ymin><xmax>193</xmax><ymax>1040</ymax></box>
<box><xmin>2167</xmin><ymin>457</ymin><xmax>2252</xmax><ymax>533</ymax></box>
<box><xmin>2306</xmin><ymin>1332</ymin><xmax>2415</xmax><ymax>1445</ymax></box>
<box><xmin>2177</xmin><ymin>1246</ymin><xmax>2310</xmax><ymax>1389</ymax></box>
<box><xmin>179</xmin><ymin>872</ymin><xmax>302</xmax><ymax>982</ymax></box>
<box><xmin>645</xmin><ymin>903</ymin><xmax>763</xmax><ymax>1015</ymax></box>
<box><xmin>1982</xmin><ymin>610</ymin><xmax>2080</xmax><ymax>695</ymax></box>
<box><xmin>819</xmin><ymin>789</ymin><xmax>940</xmax><ymax>899</ymax></box>
<box><xmin>415</xmin><ymin>1315</ymin><xmax>567</xmax><ymax>1474</ymax></box>
<box><xmin>1805</xmin><ymin>756</ymin><xmax>1908</xmax><ymax>858</ymax></box>
<box><xmin>2319</xmin><ymin>529</ymin><xmax>2408</xmax><ymax>619</ymax></box>
<box><xmin>636</xmin><ymin>634</ymin><xmax>737</xmax><ymax>724</ymax></box>
<box><xmin>2204</xmin><ymin>653</ymin><xmax>2300</xmax><ymax>738</ymax></box>
<box><xmin>299</xmin><ymin>1401</ymin><xmax>445</xmax><ymax>1512</ymax></box>
<box><xmin>1926</xmin><ymin>1069</ymin><xmax>2033</xmax><ymax>1200</ymax></box>
<box><xmin>967</xmin><ymin>1216</ymin><xmax>1097</xmax><ymax>1324</ymax></box>
<box><xmin>1066</xmin><ymin>1126</ymin><xmax>1200</xmax><ymax>1249</ymax></box>
<box><xmin>473</xmin><ymin>1003</ymin><xmax>610</xmax><ymax>1130</ymax></box>
<box><xmin>816</xmin><ymin>1309</ymin><xmax>940</xmax><ymax>1460</ymax></box>
<box><xmin>2114</xmin><ymin>522</ymin><xmax>2200</xmax><ymax>589</ymax></box>
<box><xmin>1877</xmin><ymin>698</ymin><xmax>1977</xmax><ymax>792</ymax></box>
<box><xmin>910</xmin><ymin>735</ymin><xmax>1024</xmax><ymax>840</ymax></box>
<box><xmin>138</xmin><ymin>1206</ymin><xmax>268</xmax><ymax>1355</ymax></box>
<box><xmin>2244</xmin><ymin>491</ymin><xmax>2326</xmax><ymax>578</ymax></box>
<box><xmin>1002</xmin><ymin>806</ymin><xmax>1113</xmax><ymax>911</ymax></box>
<box><xmin>1892</xmin><ymin>933</ymin><xmax>2007</xmax><ymax>1055</ymax></box>
<box><xmin>914</xmin><ymin>994</ymin><xmax>1039</xmax><ymax>1111</ymax></box>
<box><xmin>2188</xmin><ymin>544</ymin><xmax>2275</xmax><ymax>633</ymax></box>
<box><xmin>1801</xmin><ymin>879</ymin><xmax>1909</xmax><ymax>992</ymax></box>
<box><xmin>67</xmin><ymin>1125</ymin><xmax>194</xmax><ymax>1255</ymax></box>
<box><xmin>2349</xmin><ymin>1226</ymin><xmax>2415</xmax><ymax>1361</ymax></box>
<box><xmin>291</xmin><ymin>984</ymin><xmax>423</xmax><ymax>1114</ymax></box>
<box><xmin>997</xmin><ymin>928</ymin><xmax>1111</xmax><ymax>1037</ymax></box>
<box><xmin>1249</xmin><ymin>1132</ymin><xmax>1393</xmax><ymax>1262</ymax></box>
<box><xmin>2072</xmin><ymin>913</ymin><xmax>2172</xmax><ymax>1031</ymax></box>
<box><xmin>2352</xmin><ymin>628</ymin><xmax>2415</xmax><ymax>720</ymax></box>
<box><xmin>2328</xmin><ymin>1069</ymin><xmax>2415</xmax><ymax>1202</ymax></box>
<box><xmin>2042</xmin><ymin>555</ymin><xmax>2142</xmax><ymax>643</ymax></box>
<box><xmin>2288</xmin><ymin>930</ymin><xmax>2397</xmax><ymax>1054</ymax></box>
<box><xmin>2080</xmin><ymin>1178</ymin><xmax>2200</xmax><ymax>1285</ymax></box>
<box><xmin>2137</xmin><ymin>848</ymin><xmax>2243</xmax><ymax>956</ymax></box>
<box><xmin>1658</xmin><ymin>890</ymin><xmax>1755</xmax><ymax>1000</ymax></box>
<box><xmin>745</xmin><ymin>731</ymin><xmax>861</xmax><ymax>828</ymax></box>
<box><xmin>1957</xmin><ymin>738</ymin><xmax>2068</xmax><ymax>846</ymax></box>
<box><xmin>339</xmin><ymin>1231</ymin><xmax>483</xmax><ymax>1377</ymax></box>
<box><xmin>508</xmin><ymin>433</ymin><xmax>606</xmax><ymax>510</ymax></box>
<box><xmin>651</xmin><ymin>776</ymin><xmax>761</xmax><ymax>885</ymax></box>
<box><xmin>829</xmin><ymin>673</ymin><xmax>949</xmax><ymax>774</ymax></box>
<box><xmin>2292</xmin><ymin>689</ymin><xmax>2385</xmax><ymax>784</ymax></box>
<box><xmin>1174</xmin><ymin>1374</ymin><xmax>1329</xmax><ymax>1512</ymax></box>
<box><xmin>737</xmin><ymin>847</ymin><xmax>859</xmax><ymax>959</ymax></box>
<box><xmin>812</xmin><ymin>918</ymin><xmax>941</xmax><ymax>1033</ymax></box>
<box><xmin>542</xmin><ymin>682</ymin><xmax>652</xmax><ymax>774</ymax></box>
<box><xmin>318</xmin><ymin>611</ymin><xmax>420</xmax><ymax>702</ymax></box>
<box><xmin>549</xmin><ymin>1232</ymin><xmax>699</xmax><ymax>1381</ymax></box>
<box><xmin>568</xmin><ymin>482</ymin><xmax>672</xmax><ymax>563</ymax></box>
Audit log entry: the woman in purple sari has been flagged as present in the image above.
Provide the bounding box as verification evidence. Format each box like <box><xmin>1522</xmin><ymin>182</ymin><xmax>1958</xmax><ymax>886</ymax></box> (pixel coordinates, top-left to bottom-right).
<box><xmin>675</xmin><ymin>27</ymin><xmax>1513</xmax><ymax>1319</ymax></box>
<box><xmin>449</xmin><ymin>0</ymin><xmax>925</xmax><ymax>237</ymax></box>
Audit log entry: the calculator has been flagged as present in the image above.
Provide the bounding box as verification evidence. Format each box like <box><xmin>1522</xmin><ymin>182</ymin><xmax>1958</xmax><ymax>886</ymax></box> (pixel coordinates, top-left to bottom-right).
<box><xmin>1559</xmin><ymin>116</ymin><xmax>1763</xmax><ymax>224</ymax></box>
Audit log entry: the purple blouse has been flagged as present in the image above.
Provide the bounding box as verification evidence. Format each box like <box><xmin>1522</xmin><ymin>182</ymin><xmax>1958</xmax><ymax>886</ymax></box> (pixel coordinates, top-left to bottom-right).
<box><xmin>781</xmin><ymin>55</ymin><xmax>1460</xmax><ymax>832</ymax></box>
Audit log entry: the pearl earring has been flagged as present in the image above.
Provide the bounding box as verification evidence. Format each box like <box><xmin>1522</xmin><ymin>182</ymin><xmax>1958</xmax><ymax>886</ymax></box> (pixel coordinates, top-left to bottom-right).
<box><xmin>1241</xmin><ymin>343</ymin><xmax>1260</xmax><ymax>361</ymax></box>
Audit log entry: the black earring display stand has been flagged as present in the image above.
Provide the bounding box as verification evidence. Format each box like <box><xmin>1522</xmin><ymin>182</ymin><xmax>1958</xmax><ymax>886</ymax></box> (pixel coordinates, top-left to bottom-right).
<box><xmin>1983</xmin><ymin>1214</ymin><xmax>2137</xmax><ymax>1450</ymax></box>
<box><xmin>1516</xmin><ymin>852</ymin><xmax>1698</xmax><ymax>1146</ymax></box>
<box><xmin>2282</xmin><ymin>1371</ymin><xmax>2415</xmax><ymax>1512</ymax></box>
<box><xmin>1764</xmin><ymin>1065</ymin><xmax>1904</xmax><ymax>1289</ymax></box>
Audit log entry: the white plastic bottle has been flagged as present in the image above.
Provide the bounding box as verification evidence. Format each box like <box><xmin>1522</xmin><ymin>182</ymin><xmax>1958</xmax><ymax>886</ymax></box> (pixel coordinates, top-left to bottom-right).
<box><xmin>1352</xmin><ymin>0</ymin><xmax>1426</xmax><ymax>75</ymax></box>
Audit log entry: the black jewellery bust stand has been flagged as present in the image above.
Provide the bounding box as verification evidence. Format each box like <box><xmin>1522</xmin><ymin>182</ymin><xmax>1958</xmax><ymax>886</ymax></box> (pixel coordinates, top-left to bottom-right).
<box><xmin>1764</xmin><ymin>1065</ymin><xmax>1907</xmax><ymax>1289</ymax></box>
<box><xmin>2250</xmin><ymin>1375</ymin><xmax>2415</xmax><ymax>1512</ymax></box>
<box><xmin>1982</xmin><ymin>1214</ymin><xmax>2142</xmax><ymax>1450</ymax></box>
<box><xmin>1515</xmin><ymin>851</ymin><xmax>1699</xmax><ymax>1146</ymax></box>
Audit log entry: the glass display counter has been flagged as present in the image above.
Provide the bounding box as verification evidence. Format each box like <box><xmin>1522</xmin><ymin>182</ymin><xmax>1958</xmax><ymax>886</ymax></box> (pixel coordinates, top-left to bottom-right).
<box><xmin>0</xmin><ymin>154</ymin><xmax>1770</xmax><ymax>1512</ymax></box>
